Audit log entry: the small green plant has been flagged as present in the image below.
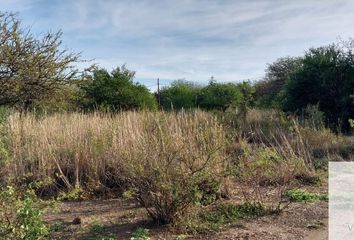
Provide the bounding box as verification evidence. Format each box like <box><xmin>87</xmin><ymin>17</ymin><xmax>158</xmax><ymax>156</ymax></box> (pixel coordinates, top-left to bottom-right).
<box><xmin>0</xmin><ymin>186</ymin><xmax>49</xmax><ymax>240</ymax></box>
<box><xmin>122</xmin><ymin>188</ymin><xmax>136</xmax><ymax>199</ymax></box>
<box><xmin>86</xmin><ymin>222</ymin><xmax>115</xmax><ymax>240</ymax></box>
<box><xmin>57</xmin><ymin>187</ymin><xmax>84</xmax><ymax>201</ymax></box>
<box><xmin>349</xmin><ymin>119</ymin><xmax>354</xmax><ymax>128</ymax></box>
<box><xmin>130</xmin><ymin>228</ymin><xmax>150</xmax><ymax>240</ymax></box>
<box><xmin>89</xmin><ymin>223</ymin><xmax>105</xmax><ymax>235</ymax></box>
<box><xmin>197</xmin><ymin>202</ymin><xmax>266</xmax><ymax>232</ymax></box>
<box><xmin>284</xmin><ymin>189</ymin><xmax>328</xmax><ymax>203</ymax></box>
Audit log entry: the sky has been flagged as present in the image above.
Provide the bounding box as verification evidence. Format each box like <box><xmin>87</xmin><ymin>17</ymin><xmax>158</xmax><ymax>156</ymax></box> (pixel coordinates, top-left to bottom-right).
<box><xmin>2</xmin><ymin>0</ymin><xmax>354</xmax><ymax>90</ymax></box>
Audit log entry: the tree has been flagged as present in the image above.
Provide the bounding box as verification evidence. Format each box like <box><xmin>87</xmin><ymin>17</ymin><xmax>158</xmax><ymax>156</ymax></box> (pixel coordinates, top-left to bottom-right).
<box><xmin>255</xmin><ymin>57</ymin><xmax>302</xmax><ymax>108</ymax></box>
<box><xmin>0</xmin><ymin>12</ymin><xmax>84</xmax><ymax>111</ymax></box>
<box><xmin>159</xmin><ymin>80</ymin><xmax>200</xmax><ymax>110</ymax></box>
<box><xmin>237</xmin><ymin>81</ymin><xmax>255</xmax><ymax>118</ymax></box>
<box><xmin>79</xmin><ymin>66</ymin><xmax>157</xmax><ymax>111</ymax></box>
<box><xmin>283</xmin><ymin>42</ymin><xmax>354</xmax><ymax>132</ymax></box>
<box><xmin>197</xmin><ymin>82</ymin><xmax>242</xmax><ymax>111</ymax></box>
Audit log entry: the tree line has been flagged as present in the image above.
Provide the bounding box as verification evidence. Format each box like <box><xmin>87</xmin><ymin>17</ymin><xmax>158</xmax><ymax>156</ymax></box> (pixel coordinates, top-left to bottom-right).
<box><xmin>0</xmin><ymin>12</ymin><xmax>353</xmax><ymax>132</ymax></box>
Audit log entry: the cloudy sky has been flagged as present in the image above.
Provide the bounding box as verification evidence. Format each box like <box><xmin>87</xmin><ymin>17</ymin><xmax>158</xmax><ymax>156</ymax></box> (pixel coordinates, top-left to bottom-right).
<box><xmin>2</xmin><ymin>0</ymin><xmax>354</xmax><ymax>89</ymax></box>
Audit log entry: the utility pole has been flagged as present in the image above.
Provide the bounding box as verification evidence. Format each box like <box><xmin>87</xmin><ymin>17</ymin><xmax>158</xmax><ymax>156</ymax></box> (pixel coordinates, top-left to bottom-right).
<box><xmin>157</xmin><ymin>78</ymin><xmax>161</xmax><ymax>107</ymax></box>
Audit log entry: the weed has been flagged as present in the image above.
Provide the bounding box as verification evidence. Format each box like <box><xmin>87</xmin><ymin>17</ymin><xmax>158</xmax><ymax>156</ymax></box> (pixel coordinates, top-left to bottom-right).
<box><xmin>284</xmin><ymin>189</ymin><xmax>328</xmax><ymax>203</ymax></box>
<box><xmin>57</xmin><ymin>187</ymin><xmax>85</xmax><ymax>201</ymax></box>
<box><xmin>0</xmin><ymin>186</ymin><xmax>49</xmax><ymax>240</ymax></box>
<box><xmin>130</xmin><ymin>228</ymin><xmax>150</xmax><ymax>240</ymax></box>
<box><xmin>193</xmin><ymin>202</ymin><xmax>266</xmax><ymax>232</ymax></box>
<box><xmin>86</xmin><ymin>222</ymin><xmax>115</xmax><ymax>240</ymax></box>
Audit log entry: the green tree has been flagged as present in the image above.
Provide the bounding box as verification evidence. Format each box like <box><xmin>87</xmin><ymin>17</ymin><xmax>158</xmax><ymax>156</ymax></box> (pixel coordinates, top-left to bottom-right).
<box><xmin>238</xmin><ymin>81</ymin><xmax>255</xmax><ymax>118</ymax></box>
<box><xmin>0</xmin><ymin>12</ymin><xmax>84</xmax><ymax>112</ymax></box>
<box><xmin>283</xmin><ymin>42</ymin><xmax>354</xmax><ymax>132</ymax></box>
<box><xmin>159</xmin><ymin>80</ymin><xmax>200</xmax><ymax>110</ymax></box>
<box><xmin>255</xmin><ymin>57</ymin><xmax>302</xmax><ymax>108</ymax></box>
<box><xmin>79</xmin><ymin>66</ymin><xmax>157</xmax><ymax>111</ymax></box>
<box><xmin>198</xmin><ymin>82</ymin><xmax>242</xmax><ymax>111</ymax></box>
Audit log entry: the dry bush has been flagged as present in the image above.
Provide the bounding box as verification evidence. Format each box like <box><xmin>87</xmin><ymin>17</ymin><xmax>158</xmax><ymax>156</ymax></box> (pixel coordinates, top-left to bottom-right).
<box><xmin>226</xmin><ymin>110</ymin><xmax>319</xmax><ymax>212</ymax></box>
<box><xmin>299</xmin><ymin>127</ymin><xmax>353</xmax><ymax>163</ymax></box>
<box><xmin>219</xmin><ymin>109</ymin><xmax>295</xmax><ymax>146</ymax></box>
<box><xmin>118</xmin><ymin>111</ymin><xmax>228</xmax><ymax>223</ymax></box>
<box><xmin>234</xmin><ymin>139</ymin><xmax>313</xmax><ymax>212</ymax></box>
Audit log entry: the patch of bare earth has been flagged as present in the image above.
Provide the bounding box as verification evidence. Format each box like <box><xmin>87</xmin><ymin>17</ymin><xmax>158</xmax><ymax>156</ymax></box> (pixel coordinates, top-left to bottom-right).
<box><xmin>44</xmin><ymin>198</ymin><xmax>328</xmax><ymax>240</ymax></box>
<box><xmin>44</xmin><ymin>199</ymin><xmax>150</xmax><ymax>239</ymax></box>
<box><xmin>192</xmin><ymin>201</ymin><xmax>328</xmax><ymax>240</ymax></box>
<box><xmin>43</xmin><ymin>181</ymin><xmax>328</xmax><ymax>240</ymax></box>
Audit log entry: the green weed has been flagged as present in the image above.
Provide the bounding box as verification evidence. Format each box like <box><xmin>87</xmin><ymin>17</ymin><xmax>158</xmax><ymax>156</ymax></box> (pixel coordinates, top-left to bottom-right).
<box><xmin>130</xmin><ymin>228</ymin><xmax>150</xmax><ymax>240</ymax></box>
<box><xmin>284</xmin><ymin>189</ymin><xmax>328</xmax><ymax>203</ymax></box>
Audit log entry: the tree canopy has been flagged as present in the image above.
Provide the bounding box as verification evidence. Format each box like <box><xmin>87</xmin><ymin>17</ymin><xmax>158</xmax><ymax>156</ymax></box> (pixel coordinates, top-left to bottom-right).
<box><xmin>197</xmin><ymin>82</ymin><xmax>242</xmax><ymax>111</ymax></box>
<box><xmin>159</xmin><ymin>80</ymin><xmax>200</xmax><ymax>110</ymax></box>
<box><xmin>255</xmin><ymin>57</ymin><xmax>302</xmax><ymax>108</ymax></box>
<box><xmin>0</xmin><ymin>12</ymin><xmax>83</xmax><ymax>111</ymax></box>
<box><xmin>282</xmin><ymin>42</ymin><xmax>354</xmax><ymax>132</ymax></box>
<box><xmin>79</xmin><ymin>66</ymin><xmax>157</xmax><ymax>111</ymax></box>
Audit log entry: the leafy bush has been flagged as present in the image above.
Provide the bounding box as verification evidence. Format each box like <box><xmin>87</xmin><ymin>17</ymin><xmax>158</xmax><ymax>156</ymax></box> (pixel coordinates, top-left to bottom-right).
<box><xmin>0</xmin><ymin>186</ymin><xmax>49</xmax><ymax>240</ymax></box>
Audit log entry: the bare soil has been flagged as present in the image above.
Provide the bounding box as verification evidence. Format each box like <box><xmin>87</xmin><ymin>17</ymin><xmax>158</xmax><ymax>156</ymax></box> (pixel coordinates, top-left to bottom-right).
<box><xmin>44</xmin><ymin>196</ymin><xmax>328</xmax><ymax>239</ymax></box>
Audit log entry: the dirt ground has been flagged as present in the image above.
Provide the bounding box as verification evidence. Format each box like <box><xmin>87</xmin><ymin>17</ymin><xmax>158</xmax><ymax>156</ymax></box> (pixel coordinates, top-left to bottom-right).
<box><xmin>44</xmin><ymin>196</ymin><xmax>328</xmax><ymax>240</ymax></box>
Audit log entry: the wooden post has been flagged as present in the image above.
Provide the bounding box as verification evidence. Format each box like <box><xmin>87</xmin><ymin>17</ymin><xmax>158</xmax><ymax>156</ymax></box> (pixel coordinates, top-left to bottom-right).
<box><xmin>157</xmin><ymin>78</ymin><xmax>161</xmax><ymax>107</ymax></box>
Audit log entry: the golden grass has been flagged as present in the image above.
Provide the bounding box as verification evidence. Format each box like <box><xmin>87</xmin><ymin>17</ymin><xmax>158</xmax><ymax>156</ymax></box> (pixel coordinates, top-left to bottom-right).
<box><xmin>5</xmin><ymin>110</ymin><xmax>227</xmax><ymax>193</ymax></box>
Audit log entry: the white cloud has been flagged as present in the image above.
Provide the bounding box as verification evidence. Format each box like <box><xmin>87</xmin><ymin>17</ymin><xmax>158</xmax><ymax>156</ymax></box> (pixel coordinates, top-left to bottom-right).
<box><xmin>2</xmin><ymin>0</ymin><xmax>354</xmax><ymax>84</ymax></box>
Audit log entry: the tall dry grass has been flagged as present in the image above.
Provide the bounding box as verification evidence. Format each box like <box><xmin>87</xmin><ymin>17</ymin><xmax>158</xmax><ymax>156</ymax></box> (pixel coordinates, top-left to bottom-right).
<box><xmin>4</xmin><ymin>111</ymin><xmax>227</xmax><ymax>193</ymax></box>
<box><xmin>2</xmin><ymin>108</ymin><xmax>337</xmax><ymax>223</ymax></box>
<box><xmin>3</xmin><ymin>110</ymin><xmax>230</xmax><ymax>223</ymax></box>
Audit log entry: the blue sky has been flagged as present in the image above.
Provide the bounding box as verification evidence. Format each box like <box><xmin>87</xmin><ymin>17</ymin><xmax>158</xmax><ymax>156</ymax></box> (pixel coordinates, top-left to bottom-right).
<box><xmin>2</xmin><ymin>0</ymin><xmax>354</xmax><ymax>90</ymax></box>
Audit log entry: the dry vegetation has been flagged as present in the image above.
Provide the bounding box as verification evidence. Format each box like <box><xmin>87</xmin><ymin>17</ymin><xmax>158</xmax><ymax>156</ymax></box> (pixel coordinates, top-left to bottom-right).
<box><xmin>0</xmin><ymin>109</ymin><xmax>351</xmax><ymax>239</ymax></box>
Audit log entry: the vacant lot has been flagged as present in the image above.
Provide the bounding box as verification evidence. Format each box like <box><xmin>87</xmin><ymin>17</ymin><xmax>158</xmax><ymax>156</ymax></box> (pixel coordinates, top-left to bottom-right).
<box><xmin>0</xmin><ymin>110</ymin><xmax>349</xmax><ymax>239</ymax></box>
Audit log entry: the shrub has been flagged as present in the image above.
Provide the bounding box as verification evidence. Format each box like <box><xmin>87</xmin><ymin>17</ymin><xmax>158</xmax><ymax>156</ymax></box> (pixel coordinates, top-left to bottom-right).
<box><xmin>0</xmin><ymin>186</ymin><xmax>49</xmax><ymax>240</ymax></box>
<box><xmin>121</xmin><ymin>111</ymin><xmax>228</xmax><ymax>224</ymax></box>
<box><xmin>234</xmin><ymin>138</ymin><xmax>314</xmax><ymax>212</ymax></box>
